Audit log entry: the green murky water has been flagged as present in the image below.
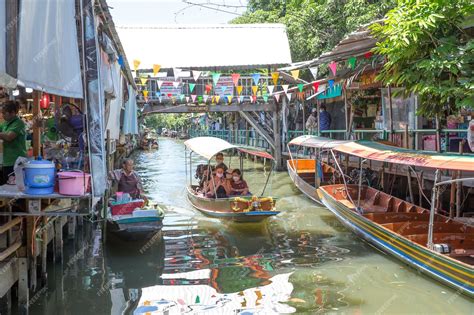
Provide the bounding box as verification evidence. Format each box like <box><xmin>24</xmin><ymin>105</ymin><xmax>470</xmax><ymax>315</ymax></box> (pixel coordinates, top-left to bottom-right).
<box><xmin>30</xmin><ymin>138</ymin><xmax>472</xmax><ymax>314</ymax></box>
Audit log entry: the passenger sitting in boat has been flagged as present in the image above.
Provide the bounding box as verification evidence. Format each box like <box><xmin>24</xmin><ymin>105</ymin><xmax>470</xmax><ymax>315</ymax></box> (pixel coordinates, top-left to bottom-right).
<box><xmin>230</xmin><ymin>169</ymin><xmax>250</xmax><ymax>196</ymax></box>
<box><xmin>204</xmin><ymin>164</ymin><xmax>231</xmax><ymax>198</ymax></box>
<box><xmin>109</xmin><ymin>158</ymin><xmax>148</xmax><ymax>203</ymax></box>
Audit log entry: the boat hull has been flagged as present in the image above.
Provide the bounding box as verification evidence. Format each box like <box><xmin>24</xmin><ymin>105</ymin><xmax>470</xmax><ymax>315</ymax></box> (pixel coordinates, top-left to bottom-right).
<box><xmin>107</xmin><ymin>217</ymin><xmax>163</xmax><ymax>241</ymax></box>
<box><xmin>187</xmin><ymin>187</ymin><xmax>279</xmax><ymax>223</ymax></box>
<box><xmin>287</xmin><ymin>160</ymin><xmax>322</xmax><ymax>204</ymax></box>
<box><xmin>318</xmin><ymin>186</ymin><xmax>474</xmax><ymax>298</ymax></box>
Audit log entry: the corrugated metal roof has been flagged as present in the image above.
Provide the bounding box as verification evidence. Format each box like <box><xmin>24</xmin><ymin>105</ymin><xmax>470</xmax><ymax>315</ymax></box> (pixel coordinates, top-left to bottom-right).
<box><xmin>116</xmin><ymin>24</ymin><xmax>292</xmax><ymax>70</ymax></box>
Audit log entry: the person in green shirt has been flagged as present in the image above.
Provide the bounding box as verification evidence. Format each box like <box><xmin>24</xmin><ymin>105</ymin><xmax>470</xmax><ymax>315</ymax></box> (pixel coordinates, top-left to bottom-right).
<box><xmin>0</xmin><ymin>101</ymin><xmax>26</xmax><ymax>185</ymax></box>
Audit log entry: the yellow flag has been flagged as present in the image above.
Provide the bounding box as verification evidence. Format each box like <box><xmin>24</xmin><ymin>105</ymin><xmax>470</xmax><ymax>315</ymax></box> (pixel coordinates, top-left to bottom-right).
<box><xmin>291</xmin><ymin>69</ymin><xmax>300</xmax><ymax>80</ymax></box>
<box><xmin>133</xmin><ymin>59</ymin><xmax>140</xmax><ymax>71</ymax></box>
<box><xmin>140</xmin><ymin>77</ymin><xmax>147</xmax><ymax>85</ymax></box>
<box><xmin>153</xmin><ymin>64</ymin><xmax>161</xmax><ymax>76</ymax></box>
<box><xmin>252</xmin><ymin>86</ymin><xmax>258</xmax><ymax>95</ymax></box>
<box><xmin>215</xmin><ymin>95</ymin><xmax>221</xmax><ymax>104</ymax></box>
<box><xmin>143</xmin><ymin>90</ymin><xmax>148</xmax><ymax>97</ymax></box>
<box><xmin>236</xmin><ymin>86</ymin><xmax>243</xmax><ymax>95</ymax></box>
<box><xmin>227</xmin><ymin>95</ymin><xmax>233</xmax><ymax>104</ymax></box>
<box><xmin>271</xmin><ymin>72</ymin><xmax>279</xmax><ymax>85</ymax></box>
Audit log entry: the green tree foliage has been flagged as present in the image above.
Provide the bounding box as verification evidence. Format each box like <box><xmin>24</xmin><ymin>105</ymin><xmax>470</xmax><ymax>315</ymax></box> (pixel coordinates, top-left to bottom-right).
<box><xmin>371</xmin><ymin>0</ymin><xmax>474</xmax><ymax>117</ymax></box>
<box><xmin>144</xmin><ymin>114</ymin><xmax>190</xmax><ymax>130</ymax></box>
<box><xmin>233</xmin><ymin>0</ymin><xmax>395</xmax><ymax>62</ymax></box>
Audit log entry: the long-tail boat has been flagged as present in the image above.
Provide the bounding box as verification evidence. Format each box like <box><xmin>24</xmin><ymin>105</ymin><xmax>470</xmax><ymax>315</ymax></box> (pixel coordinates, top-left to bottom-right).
<box><xmin>317</xmin><ymin>141</ymin><xmax>474</xmax><ymax>297</ymax></box>
<box><xmin>184</xmin><ymin>137</ymin><xmax>279</xmax><ymax>223</ymax></box>
<box><xmin>287</xmin><ymin>135</ymin><xmax>350</xmax><ymax>204</ymax></box>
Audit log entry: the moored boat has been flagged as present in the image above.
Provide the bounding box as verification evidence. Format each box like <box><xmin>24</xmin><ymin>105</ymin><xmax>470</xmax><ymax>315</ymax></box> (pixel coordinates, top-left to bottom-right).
<box><xmin>107</xmin><ymin>199</ymin><xmax>165</xmax><ymax>241</ymax></box>
<box><xmin>287</xmin><ymin>136</ymin><xmax>350</xmax><ymax>204</ymax></box>
<box><xmin>184</xmin><ymin>137</ymin><xmax>280</xmax><ymax>223</ymax></box>
<box><xmin>317</xmin><ymin>141</ymin><xmax>474</xmax><ymax>297</ymax></box>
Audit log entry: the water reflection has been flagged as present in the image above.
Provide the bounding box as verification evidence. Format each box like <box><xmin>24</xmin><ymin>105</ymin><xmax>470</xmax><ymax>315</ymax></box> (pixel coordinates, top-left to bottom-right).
<box><xmin>29</xmin><ymin>138</ymin><xmax>473</xmax><ymax>314</ymax></box>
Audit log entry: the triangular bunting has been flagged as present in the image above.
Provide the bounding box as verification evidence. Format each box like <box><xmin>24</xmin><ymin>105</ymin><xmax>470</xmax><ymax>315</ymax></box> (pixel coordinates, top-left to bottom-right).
<box><xmin>231</xmin><ymin>73</ymin><xmax>240</xmax><ymax>87</ymax></box>
<box><xmin>286</xmin><ymin>93</ymin><xmax>292</xmax><ymax>101</ymax></box>
<box><xmin>328</xmin><ymin>80</ymin><xmax>335</xmax><ymax>89</ymax></box>
<box><xmin>274</xmin><ymin>94</ymin><xmax>280</xmax><ymax>102</ymax></box>
<box><xmin>252</xmin><ymin>95</ymin><xmax>257</xmax><ymax>103</ymax></box>
<box><xmin>221</xmin><ymin>86</ymin><xmax>227</xmax><ymax>93</ymax></box>
<box><xmin>205</xmin><ymin>84</ymin><xmax>212</xmax><ymax>93</ymax></box>
<box><xmin>157</xmin><ymin>80</ymin><xmax>164</xmax><ymax>89</ymax></box>
<box><xmin>297</xmin><ymin>83</ymin><xmax>304</xmax><ymax>92</ymax></box>
<box><xmin>189</xmin><ymin>83</ymin><xmax>196</xmax><ymax>93</ymax></box>
<box><xmin>191</xmin><ymin>94</ymin><xmax>197</xmax><ymax>102</ymax></box>
<box><xmin>158</xmin><ymin>96</ymin><xmax>162</xmax><ymax>103</ymax></box>
<box><xmin>215</xmin><ymin>95</ymin><xmax>220</xmax><ymax>104</ymax></box>
<box><xmin>143</xmin><ymin>90</ymin><xmax>148</xmax><ymax>98</ymax></box>
<box><xmin>179</xmin><ymin>94</ymin><xmax>185</xmax><ymax>101</ymax></box>
<box><xmin>271</xmin><ymin>72</ymin><xmax>279</xmax><ymax>85</ymax></box>
<box><xmin>309</xmin><ymin>67</ymin><xmax>318</xmax><ymax>79</ymax></box>
<box><xmin>239</xmin><ymin>95</ymin><xmax>244</xmax><ymax>103</ymax></box>
<box><xmin>133</xmin><ymin>59</ymin><xmax>140</xmax><ymax>71</ymax></box>
<box><xmin>290</xmin><ymin>69</ymin><xmax>300</xmax><ymax>80</ymax></box>
<box><xmin>252</xmin><ymin>73</ymin><xmax>261</xmax><ymax>86</ymax></box>
<box><xmin>227</xmin><ymin>95</ymin><xmax>233</xmax><ymax>104</ymax></box>
<box><xmin>172</xmin><ymin>81</ymin><xmax>180</xmax><ymax>88</ymax></box>
<box><xmin>282</xmin><ymin>85</ymin><xmax>289</xmax><ymax>94</ymax></box>
<box><xmin>267</xmin><ymin>85</ymin><xmax>274</xmax><ymax>95</ymax></box>
<box><xmin>203</xmin><ymin>95</ymin><xmax>209</xmax><ymax>103</ymax></box>
<box><xmin>173</xmin><ymin>68</ymin><xmax>182</xmax><ymax>80</ymax></box>
<box><xmin>263</xmin><ymin>95</ymin><xmax>268</xmax><ymax>102</ymax></box>
<box><xmin>198</xmin><ymin>96</ymin><xmax>203</xmax><ymax>102</ymax></box>
<box><xmin>155</xmin><ymin>91</ymin><xmax>161</xmax><ymax>97</ymax></box>
<box><xmin>212</xmin><ymin>72</ymin><xmax>221</xmax><ymax>86</ymax></box>
<box><xmin>329</xmin><ymin>62</ymin><xmax>337</xmax><ymax>76</ymax></box>
<box><xmin>348</xmin><ymin>57</ymin><xmax>357</xmax><ymax>70</ymax></box>
<box><xmin>236</xmin><ymin>86</ymin><xmax>243</xmax><ymax>95</ymax></box>
<box><xmin>364</xmin><ymin>51</ymin><xmax>373</xmax><ymax>59</ymax></box>
<box><xmin>153</xmin><ymin>64</ymin><xmax>161</xmax><ymax>76</ymax></box>
<box><xmin>312</xmin><ymin>82</ymin><xmax>320</xmax><ymax>92</ymax></box>
<box><xmin>251</xmin><ymin>86</ymin><xmax>258</xmax><ymax>95</ymax></box>
<box><xmin>185</xmin><ymin>96</ymin><xmax>190</xmax><ymax>103</ymax></box>
<box><xmin>140</xmin><ymin>77</ymin><xmax>148</xmax><ymax>85</ymax></box>
<box><xmin>192</xmin><ymin>70</ymin><xmax>202</xmax><ymax>82</ymax></box>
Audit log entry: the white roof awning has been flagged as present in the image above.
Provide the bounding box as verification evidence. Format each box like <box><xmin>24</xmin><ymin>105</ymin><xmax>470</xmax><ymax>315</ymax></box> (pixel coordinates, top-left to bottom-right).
<box><xmin>117</xmin><ymin>24</ymin><xmax>292</xmax><ymax>70</ymax></box>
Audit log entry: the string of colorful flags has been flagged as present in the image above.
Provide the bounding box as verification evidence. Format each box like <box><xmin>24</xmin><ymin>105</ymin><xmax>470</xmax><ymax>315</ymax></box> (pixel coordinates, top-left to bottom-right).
<box><xmin>131</xmin><ymin>51</ymin><xmax>375</xmax><ymax>104</ymax></box>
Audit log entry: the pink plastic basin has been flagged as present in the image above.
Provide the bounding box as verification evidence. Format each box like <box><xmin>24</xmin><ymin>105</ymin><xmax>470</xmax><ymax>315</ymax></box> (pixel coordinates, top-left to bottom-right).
<box><xmin>57</xmin><ymin>171</ymin><xmax>91</xmax><ymax>196</ymax></box>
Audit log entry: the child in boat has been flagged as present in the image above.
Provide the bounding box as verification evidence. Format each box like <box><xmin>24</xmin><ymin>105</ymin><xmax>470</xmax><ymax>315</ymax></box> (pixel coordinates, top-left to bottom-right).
<box><xmin>230</xmin><ymin>169</ymin><xmax>250</xmax><ymax>196</ymax></box>
<box><xmin>204</xmin><ymin>164</ymin><xmax>231</xmax><ymax>198</ymax></box>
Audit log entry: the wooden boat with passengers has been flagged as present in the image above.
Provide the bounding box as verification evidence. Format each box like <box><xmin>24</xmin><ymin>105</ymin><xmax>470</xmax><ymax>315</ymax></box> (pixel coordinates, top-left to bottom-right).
<box><xmin>317</xmin><ymin>141</ymin><xmax>474</xmax><ymax>297</ymax></box>
<box><xmin>184</xmin><ymin>137</ymin><xmax>279</xmax><ymax>223</ymax></box>
<box><xmin>287</xmin><ymin>136</ymin><xmax>351</xmax><ymax>204</ymax></box>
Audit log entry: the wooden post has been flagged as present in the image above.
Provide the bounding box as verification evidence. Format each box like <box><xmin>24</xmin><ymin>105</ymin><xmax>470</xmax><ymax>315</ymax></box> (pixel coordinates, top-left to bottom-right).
<box><xmin>68</xmin><ymin>216</ymin><xmax>76</xmax><ymax>239</ymax></box>
<box><xmin>25</xmin><ymin>215</ymin><xmax>37</xmax><ymax>291</ymax></box>
<box><xmin>456</xmin><ymin>140</ymin><xmax>465</xmax><ymax>217</ymax></box>
<box><xmin>54</xmin><ymin>217</ymin><xmax>63</xmax><ymax>262</ymax></box>
<box><xmin>41</xmin><ymin>217</ymin><xmax>48</xmax><ymax>284</ymax></box>
<box><xmin>302</xmin><ymin>101</ymin><xmax>306</xmax><ymax>134</ymax></box>
<box><xmin>273</xmin><ymin>99</ymin><xmax>282</xmax><ymax>170</ymax></box>
<box><xmin>32</xmin><ymin>92</ymin><xmax>42</xmax><ymax>157</ymax></box>
<box><xmin>387</xmin><ymin>85</ymin><xmax>394</xmax><ymax>142</ymax></box>
<box><xmin>316</xmin><ymin>100</ymin><xmax>321</xmax><ymax>137</ymax></box>
<box><xmin>419</xmin><ymin>171</ymin><xmax>424</xmax><ymax>206</ymax></box>
<box><xmin>5</xmin><ymin>0</ymin><xmax>18</xmax><ymax>78</ymax></box>
<box><xmin>18</xmin><ymin>258</ymin><xmax>29</xmax><ymax>314</ymax></box>
<box><xmin>344</xmin><ymin>88</ymin><xmax>349</xmax><ymax>140</ymax></box>
<box><xmin>435</xmin><ymin>115</ymin><xmax>441</xmax><ymax>153</ymax></box>
<box><xmin>404</xmin><ymin>124</ymin><xmax>409</xmax><ymax>149</ymax></box>
<box><xmin>407</xmin><ymin>169</ymin><xmax>414</xmax><ymax>204</ymax></box>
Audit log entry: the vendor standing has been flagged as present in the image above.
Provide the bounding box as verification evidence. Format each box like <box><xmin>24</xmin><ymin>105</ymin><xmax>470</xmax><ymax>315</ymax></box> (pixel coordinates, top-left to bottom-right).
<box><xmin>109</xmin><ymin>158</ymin><xmax>148</xmax><ymax>202</ymax></box>
<box><xmin>0</xmin><ymin>101</ymin><xmax>26</xmax><ymax>185</ymax></box>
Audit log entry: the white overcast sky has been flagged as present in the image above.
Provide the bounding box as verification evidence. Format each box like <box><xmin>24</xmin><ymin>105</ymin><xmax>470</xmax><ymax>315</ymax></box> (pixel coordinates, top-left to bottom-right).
<box><xmin>107</xmin><ymin>0</ymin><xmax>249</xmax><ymax>25</ymax></box>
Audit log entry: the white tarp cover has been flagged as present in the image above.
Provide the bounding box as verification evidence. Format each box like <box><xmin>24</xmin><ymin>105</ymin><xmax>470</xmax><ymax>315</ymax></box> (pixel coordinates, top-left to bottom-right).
<box><xmin>105</xmin><ymin>62</ymin><xmax>123</xmax><ymax>140</ymax></box>
<box><xmin>0</xmin><ymin>0</ymin><xmax>16</xmax><ymax>88</ymax></box>
<box><xmin>122</xmin><ymin>85</ymin><xmax>138</xmax><ymax>135</ymax></box>
<box><xmin>18</xmin><ymin>0</ymin><xmax>83</xmax><ymax>98</ymax></box>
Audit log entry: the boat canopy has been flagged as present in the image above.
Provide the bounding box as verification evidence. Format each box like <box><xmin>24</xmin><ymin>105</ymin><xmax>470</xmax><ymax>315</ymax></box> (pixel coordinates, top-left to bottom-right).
<box><xmin>288</xmin><ymin>135</ymin><xmax>352</xmax><ymax>149</ymax></box>
<box><xmin>333</xmin><ymin>141</ymin><xmax>474</xmax><ymax>172</ymax></box>
<box><xmin>238</xmin><ymin>148</ymin><xmax>274</xmax><ymax>160</ymax></box>
<box><xmin>184</xmin><ymin>137</ymin><xmax>237</xmax><ymax>160</ymax></box>
<box><xmin>184</xmin><ymin>137</ymin><xmax>274</xmax><ymax>160</ymax></box>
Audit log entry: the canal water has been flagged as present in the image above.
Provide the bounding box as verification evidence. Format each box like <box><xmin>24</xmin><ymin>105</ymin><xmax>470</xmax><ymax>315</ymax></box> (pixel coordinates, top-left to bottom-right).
<box><xmin>31</xmin><ymin>138</ymin><xmax>471</xmax><ymax>314</ymax></box>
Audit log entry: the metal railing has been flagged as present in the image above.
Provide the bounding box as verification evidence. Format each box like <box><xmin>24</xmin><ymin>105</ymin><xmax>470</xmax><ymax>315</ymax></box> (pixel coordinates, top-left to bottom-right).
<box><xmin>190</xmin><ymin>128</ymin><xmax>470</xmax><ymax>154</ymax></box>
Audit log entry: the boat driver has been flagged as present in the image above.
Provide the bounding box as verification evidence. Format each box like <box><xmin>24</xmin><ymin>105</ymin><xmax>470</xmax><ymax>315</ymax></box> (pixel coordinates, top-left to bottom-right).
<box><xmin>109</xmin><ymin>158</ymin><xmax>148</xmax><ymax>203</ymax></box>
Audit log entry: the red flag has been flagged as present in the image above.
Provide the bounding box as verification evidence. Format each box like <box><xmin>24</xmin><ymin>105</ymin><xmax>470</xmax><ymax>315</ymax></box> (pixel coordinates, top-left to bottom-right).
<box><xmin>231</xmin><ymin>73</ymin><xmax>240</xmax><ymax>87</ymax></box>
<box><xmin>312</xmin><ymin>82</ymin><xmax>320</xmax><ymax>91</ymax></box>
<box><xmin>205</xmin><ymin>84</ymin><xmax>212</xmax><ymax>93</ymax></box>
<box><xmin>364</xmin><ymin>51</ymin><xmax>373</xmax><ymax>59</ymax></box>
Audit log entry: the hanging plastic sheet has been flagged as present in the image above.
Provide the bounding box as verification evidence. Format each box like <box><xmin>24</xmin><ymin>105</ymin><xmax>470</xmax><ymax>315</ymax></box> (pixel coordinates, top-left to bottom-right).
<box><xmin>0</xmin><ymin>0</ymin><xmax>16</xmax><ymax>88</ymax></box>
<box><xmin>105</xmin><ymin>62</ymin><xmax>123</xmax><ymax>140</ymax></box>
<box><xmin>122</xmin><ymin>85</ymin><xmax>138</xmax><ymax>135</ymax></box>
<box><xmin>18</xmin><ymin>0</ymin><xmax>83</xmax><ymax>98</ymax></box>
<box><xmin>83</xmin><ymin>0</ymin><xmax>106</xmax><ymax>197</ymax></box>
